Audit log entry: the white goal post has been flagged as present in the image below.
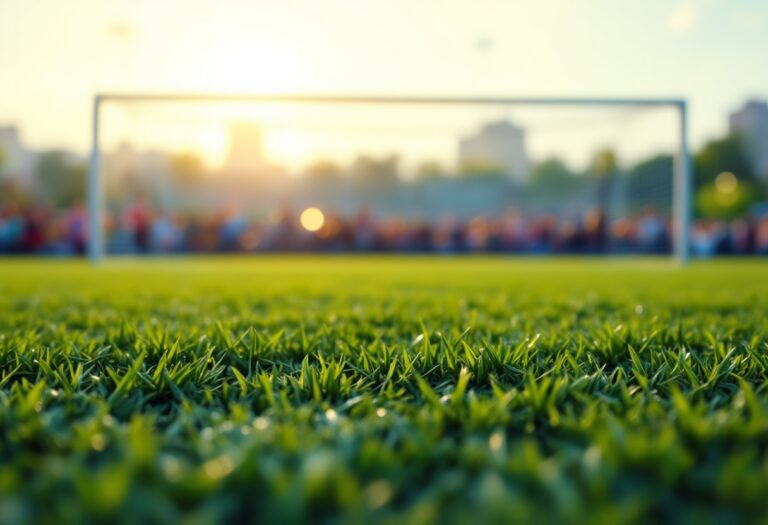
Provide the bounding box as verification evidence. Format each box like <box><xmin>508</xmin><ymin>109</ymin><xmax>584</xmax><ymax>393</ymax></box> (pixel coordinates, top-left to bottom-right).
<box><xmin>87</xmin><ymin>94</ymin><xmax>691</xmax><ymax>263</ymax></box>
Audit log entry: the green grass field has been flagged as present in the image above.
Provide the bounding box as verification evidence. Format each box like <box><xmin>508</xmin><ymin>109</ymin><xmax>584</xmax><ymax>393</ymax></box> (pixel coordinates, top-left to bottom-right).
<box><xmin>2</xmin><ymin>257</ymin><xmax>768</xmax><ymax>524</ymax></box>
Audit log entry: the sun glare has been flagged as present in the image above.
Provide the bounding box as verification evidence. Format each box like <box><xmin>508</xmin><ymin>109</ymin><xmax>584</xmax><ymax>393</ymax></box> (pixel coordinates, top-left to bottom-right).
<box><xmin>715</xmin><ymin>171</ymin><xmax>738</xmax><ymax>193</ymax></box>
<box><xmin>300</xmin><ymin>207</ymin><xmax>325</xmax><ymax>232</ymax></box>
<box><xmin>197</xmin><ymin>128</ymin><xmax>229</xmax><ymax>166</ymax></box>
<box><xmin>266</xmin><ymin>132</ymin><xmax>315</xmax><ymax>167</ymax></box>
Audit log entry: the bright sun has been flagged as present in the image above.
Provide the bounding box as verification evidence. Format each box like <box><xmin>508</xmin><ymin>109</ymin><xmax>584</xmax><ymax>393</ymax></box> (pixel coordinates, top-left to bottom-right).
<box><xmin>300</xmin><ymin>207</ymin><xmax>325</xmax><ymax>232</ymax></box>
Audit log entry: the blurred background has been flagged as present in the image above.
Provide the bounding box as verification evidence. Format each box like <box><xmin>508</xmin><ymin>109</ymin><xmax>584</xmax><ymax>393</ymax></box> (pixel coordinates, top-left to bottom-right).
<box><xmin>1</xmin><ymin>0</ymin><xmax>767</xmax><ymax>257</ymax></box>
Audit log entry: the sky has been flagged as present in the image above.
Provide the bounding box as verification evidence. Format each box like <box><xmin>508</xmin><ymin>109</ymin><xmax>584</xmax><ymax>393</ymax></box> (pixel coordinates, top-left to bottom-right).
<box><xmin>1</xmin><ymin>0</ymin><xmax>767</xmax><ymax>162</ymax></box>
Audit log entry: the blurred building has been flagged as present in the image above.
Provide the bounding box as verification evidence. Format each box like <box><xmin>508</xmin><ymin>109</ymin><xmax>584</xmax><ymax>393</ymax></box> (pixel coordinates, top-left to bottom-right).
<box><xmin>458</xmin><ymin>120</ymin><xmax>529</xmax><ymax>182</ymax></box>
<box><xmin>729</xmin><ymin>100</ymin><xmax>768</xmax><ymax>180</ymax></box>
<box><xmin>0</xmin><ymin>125</ymin><xmax>35</xmax><ymax>185</ymax></box>
<box><xmin>225</xmin><ymin>122</ymin><xmax>268</xmax><ymax>176</ymax></box>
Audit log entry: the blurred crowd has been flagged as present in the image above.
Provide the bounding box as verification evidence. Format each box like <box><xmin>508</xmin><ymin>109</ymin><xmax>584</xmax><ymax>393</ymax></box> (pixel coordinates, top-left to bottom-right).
<box><xmin>0</xmin><ymin>202</ymin><xmax>87</xmax><ymax>255</ymax></box>
<box><xmin>3</xmin><ymin>200</ymin><xmax>768</xmax><ymax>256</ymax></box>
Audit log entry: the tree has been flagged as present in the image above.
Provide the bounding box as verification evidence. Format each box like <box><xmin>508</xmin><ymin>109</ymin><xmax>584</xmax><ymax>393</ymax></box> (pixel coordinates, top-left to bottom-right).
<box><xmin>415</xmin><ymin>161</ymin><xmax>447</xmax><ymax>181</ymax></box>
<box><xmin>694</xmin><ymin>134</ymin><xmax>756</xmax><ymax>190</ymax></box>
<box><xmin>626</xmin><ymin>154</ymin><xmax>673</xmax><ymax>213</ymax></box>
<box><xmin>457</xmin><ymin>160</ymin><xmax>507</xmax><ymax>182</ymax></box>
<box><xmin>352</xmin><ymin>155</ymin><xmax>400</xmax><ymax>187</ymax></box>
<box><xmin>33</xmin><ymin>152</ymin><xmax>86</xmax><ymax>208</ymax></box>
<box><xmin>304</xmin><ymin>160</ymin><xmax>344</xmax><ymax>185</ymax></box>
<box><xmin>528</xmin><ymin>157</ymin><xmax>578</xmax><ymax>195</ymax></box>
<box><xmin>696</xmin><ymin>171</ymin><xmax>757</xmax><ymax>219</ymax></box>
<box><xmin>589</xmin><ymin>149</ymin><xmax>619</xmax><ymax>180</ymax></box>
<box><xmin>171</xmin><ymin>152</ymin><xmax>206</xmax><ymax>186</ymax></box>
<box><xmin>588</xmin><ymin>148</ymin><xmax>619</xmax><ymax>219</ymax></box>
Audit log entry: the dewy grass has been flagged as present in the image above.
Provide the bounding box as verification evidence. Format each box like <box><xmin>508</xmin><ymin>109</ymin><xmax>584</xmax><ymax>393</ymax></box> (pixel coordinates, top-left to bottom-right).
<box><xmin>1</xmin><ymin>257</ymin><xmax>767</xmax><ymax>524</ymax></box>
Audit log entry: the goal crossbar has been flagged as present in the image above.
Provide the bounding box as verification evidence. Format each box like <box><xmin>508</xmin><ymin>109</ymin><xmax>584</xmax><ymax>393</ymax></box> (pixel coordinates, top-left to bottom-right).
<box><xmin>87</xmin><ymin>93</ymin><xmax>691</xmax><ymax>262</ymax></box>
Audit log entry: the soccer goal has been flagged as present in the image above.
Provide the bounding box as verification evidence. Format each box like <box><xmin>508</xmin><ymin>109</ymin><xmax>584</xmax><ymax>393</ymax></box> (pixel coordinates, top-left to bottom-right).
<box><xmin>87</xmin><ymin>94</ymin><xmax>691</xmax><ymax>261</ymax></box>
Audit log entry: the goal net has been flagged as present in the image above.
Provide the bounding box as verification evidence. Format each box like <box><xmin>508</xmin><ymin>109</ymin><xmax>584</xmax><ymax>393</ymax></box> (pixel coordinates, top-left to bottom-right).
<box><xmin>89</xmin><ymin>95</ymin><xmax>690</xmax><ymax>260</ymax></box>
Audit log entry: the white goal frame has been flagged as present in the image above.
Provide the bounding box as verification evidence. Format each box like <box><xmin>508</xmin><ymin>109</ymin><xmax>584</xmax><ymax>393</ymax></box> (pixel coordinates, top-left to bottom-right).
<box><xmin>87</xmin><ymin>94</ymin><xmax>691</xmax><ymax>263</ymax></box>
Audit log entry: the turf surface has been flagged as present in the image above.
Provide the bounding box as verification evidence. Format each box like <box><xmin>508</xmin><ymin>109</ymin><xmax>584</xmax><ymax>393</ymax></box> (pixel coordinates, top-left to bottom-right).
<box><xmin>1</xmin><ymin>257</ymin><xmax>768</xmax><ymax>524</ymax></box>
